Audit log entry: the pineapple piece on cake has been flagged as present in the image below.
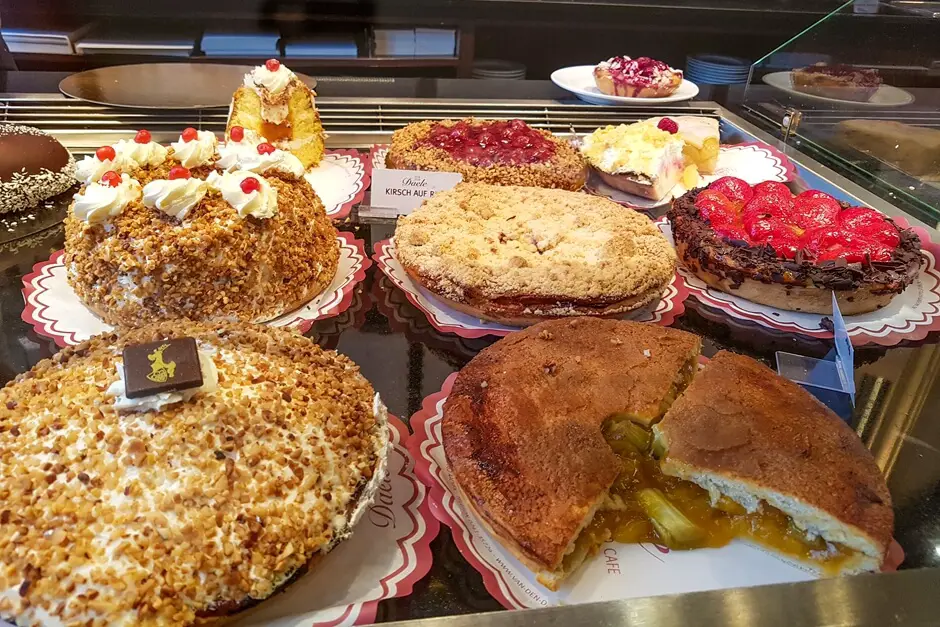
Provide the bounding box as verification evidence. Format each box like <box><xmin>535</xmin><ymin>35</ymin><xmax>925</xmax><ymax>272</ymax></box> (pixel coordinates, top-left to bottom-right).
<box><xmin>647</xmin><ymin>116</ymin><xmax>720</xmax><ymax>175</ymax></box>
<box><xmin>227</xmin><ymin>59</ymin><xmax>325</xmax><ymax>168</ymax></box>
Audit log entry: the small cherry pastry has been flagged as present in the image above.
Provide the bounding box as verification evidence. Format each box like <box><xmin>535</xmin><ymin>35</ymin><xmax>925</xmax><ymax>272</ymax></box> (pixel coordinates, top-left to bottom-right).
<box><xmin>593</xmin><ymin>56</ymin><xmax>683</xmax><ymax>98</ymax></box>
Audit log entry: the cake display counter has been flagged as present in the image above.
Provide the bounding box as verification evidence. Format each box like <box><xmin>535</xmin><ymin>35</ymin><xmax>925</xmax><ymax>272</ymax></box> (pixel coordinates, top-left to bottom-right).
<box><xmin>0</xmin><ymin>58</ymin><xmax>938</xmax><ymax>626</ymax></box>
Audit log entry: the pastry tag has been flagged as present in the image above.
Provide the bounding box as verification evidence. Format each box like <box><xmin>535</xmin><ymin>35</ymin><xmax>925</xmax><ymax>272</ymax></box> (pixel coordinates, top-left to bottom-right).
<box><xmin>369</xmin><ymin>169</ymin><xmax>463</xmax><ymax>215</ymax></box>
<box><xmin>122</xmin><ymin>337</ymin><xmax>203</xmax><ymax>398</ymax></box>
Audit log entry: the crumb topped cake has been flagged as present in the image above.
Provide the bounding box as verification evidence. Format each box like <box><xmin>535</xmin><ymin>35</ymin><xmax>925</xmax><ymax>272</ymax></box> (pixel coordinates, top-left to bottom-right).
<box><xmin>0</xmin><ymin>124</ymin><xmax>77</xmax><ymax>214</ymax></box>
<box><xmin>385</xmin><ymin>118</ymin><xmax>587</xmax><ymax>191</ymax></box>
<box><xmin>394</xmin><ymin>183</ymin><xmax>676</xmax><ymax>324</ymax></box>
<box><xmin>65</xmin><ymin>141</ymin><xmax>339</xmax><ymax>325</ymax></box>
<box><xmin>0</xmin><ymin>320</ymin><xmax>388</xmax><ymax>626</ymax></box>
<box><xmin>593</xmin><ymin>56</ymin><xmax>683</xmax><ymax>98</ymax></box>
<box><xmin>227</xmin><ymin>59</ymin><xmax>326</xmax><ymax>168</ymax></box>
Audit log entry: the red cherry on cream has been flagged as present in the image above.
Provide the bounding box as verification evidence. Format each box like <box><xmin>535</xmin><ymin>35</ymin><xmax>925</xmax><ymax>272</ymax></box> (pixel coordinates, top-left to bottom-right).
<box><xmin>657</xmin><ymin>118</ymin><xmax>679</xmax><ymax>134</ymax></box>
<box><xmin>265</xmin><ymin>59</ymin><xmax>281</xmax><ymax>72</ymax></box>
<box><xmin>181</xmin><ymin>127</ymin><xmax>198</xmax><ymax>142</ymax></box>
<box><xmin>168</xmin><ymin>166</ymin><xmax>191</xmax><ymax>180</ymax></box>
<box><xmin>257</xmin><ymin>142</ymin><xmax>276</xmax><ymax>155</ymax></box>
<box><xmin>100</xmin><ymin>171</ymin><xmax>122</xmax><ymax>187</ymax></box>
<box><xmin>95</xmin><ymin>146</ymin><xmax>116</xmax><ymax>162</ymax></box>
<box><xmin>134</xmin><ymin>129</ymin><xmax>152</xmax><ymax>144</ymax></box>
<box><xmin>230</xmin><ymin>126</ymin><xmax>245</xmax><ymax>142</ymax></box>
<box><xmin>240</xmin><ymin>176</ymin><xmax>261</xmax><ymax>194</ymax></box>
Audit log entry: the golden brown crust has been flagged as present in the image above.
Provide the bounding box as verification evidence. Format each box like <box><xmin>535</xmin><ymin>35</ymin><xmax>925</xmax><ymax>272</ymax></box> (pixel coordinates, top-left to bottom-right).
<box><xmin>0</xmin><ymin>320</ymin><xmax>386</xmax><ymax>626</ymax></box>
<box><xmin>65</xmin><ymin>170</ymin><xmax>339</xmax><ymax>326</ymax></box>
<box><xmin>385</xmin><ymin>119</ymin><xmax>588</xmax><ymax>191</ymax></box>
<box><xmin>395</xmin><ymin>183</ymin><xmax>677</xmax><ymax>324</ymax></box>
<box><xmin>656</xmin><ymin>350</ymin><xmax>893</xmax><ymax>558</ymax></box>
<box><xmin>405</xmin><ymin>266</ymin><xmax>666</xmax><ymax>325</ymax></box>
<box><xmin>593</xmin><ymin>67</ymin><xmax>681</xmax><ymax>98</ymax></box>
<box><xmin>442</xmin><ymin>318</ymin><xmax>702</xmax><ymax>571</ymax></box>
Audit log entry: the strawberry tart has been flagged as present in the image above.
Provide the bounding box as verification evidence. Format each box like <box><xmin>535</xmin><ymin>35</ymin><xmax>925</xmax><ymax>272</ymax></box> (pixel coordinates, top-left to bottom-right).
<box><xmin>593</xmin><ymin>56</ymin><xmax>683</xmax><ymax>98</ymax></box>
<box><xmin>667</xmin><ymin>177</ymin><xmax>924</xmax><ymax>314</ymax></box>
<box><xmin>385</xmin><ymin>118</ymin><xmax>587</xmax><ymax>190</ymax></box>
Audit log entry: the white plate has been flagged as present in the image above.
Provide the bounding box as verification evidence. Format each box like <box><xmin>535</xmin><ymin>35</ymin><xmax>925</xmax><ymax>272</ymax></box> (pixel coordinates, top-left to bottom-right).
<box><xmin>762</xmin><ymin>71</ymin><xmax>914</xmax><ymax>107</ymax></box>
<box><xmin>551</xmin><ymin>65</ymin><xmax>699</xmax><ymax>105</ymax></box>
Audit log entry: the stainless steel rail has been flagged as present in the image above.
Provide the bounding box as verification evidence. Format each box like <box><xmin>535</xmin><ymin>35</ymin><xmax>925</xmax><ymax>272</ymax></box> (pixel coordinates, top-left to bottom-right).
<box><xmin>380</xmin><ymin>568</ymin><xmax>940</xmax><ymax>627</ymax></box>
<box><xmin>0</xmin><ymin>93</ymin><xmax>720</xmax><ymax>152</ymax></box>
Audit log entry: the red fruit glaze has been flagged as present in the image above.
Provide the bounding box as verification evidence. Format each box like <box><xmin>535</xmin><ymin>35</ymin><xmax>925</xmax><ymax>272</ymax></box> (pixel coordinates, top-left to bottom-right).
<box><xmin>743</xmin><ymin>195</ymin><xmax>793</xmax><ymax>224</ymax></box>
<box><xmin>790</xmin><ymin>195</ymin><xmax>841</xmax><ymax>230</ymax></box>
<box><xmin>134</xmin><ymin>129</ymin><xmax>152</xmax><ymax>144</ymax></box>
<box><xmin>713</xmin><ymin>224</ymin><xmax>750</xmax><ymax>243</ymax></box>
<box><xmin>603</xmin><ymin>56</ymin><xmax>678</xmax><ymax>88</ymax></box>
<box><xmin>100</xmin><ymin>171</ymin><xmax>122</xmax><ymax>187</ymax></box>
<box><xmin>856</xmin><ymin>221</ymin><xmax>901</xmax><ymax>248</ymax></box>
<box><xmin>240</xmin><ymin>176</ymin><xmax>261</xmax><ymax>194</ymax></box>
<box><xmin>230</xmin><ymin>126</ymin><xmax>245</xmax><ymax>142</ymax></box>
<box><xmin>265</xmin><ymin>58</ymin><xmax>281</xmax><ymax>72</ymax></box>
<box><xmin>752</xmin><ymin>180</ymin><xmax>791</xmax><ymax>198</ymax></box>
<box><xmin>95</xmin><ymin>146</ymin><xmax>116</xmax><ymax>162</ymax></box>
<box><xmin>697</xmin><ymin>199</ymin><xmax>738</xmax><ymax>225</ymax></box>
<box><xmin>708</xmin><ymin>177</ymin><xmax>754</xmax><ymax>204</ymax></box>
<box><xmin>168</xmin><ymin>166</ymin><xmax>191</xmax><ymax>181</ymax></box>
<box><xmin>257</xmin><ymin>142</ymin><xmax>276</xmax><ymax>155</ymax></box>
<box><xmin>181</xmin><ymin>127</ymin><xmax>198</xmax><ymax>142</ymax></box>
<box><xmin>797</xmin><ymin>189</ymin><xmax>837</xmax><ymax>202</ymax></box>
<box><xmin>657</xmin><ymin>118</ymin><xmax>679</xmax><ymax>134</ymax></box>
<box><xmin>839</xmin><ymin>206</ymin><xmax>885</xmax><ymax>230</ymax></box>
<box><xmin>419</xmin><ymin>120</ymin><xmax>556</xmax><ymax>166</ymax></box>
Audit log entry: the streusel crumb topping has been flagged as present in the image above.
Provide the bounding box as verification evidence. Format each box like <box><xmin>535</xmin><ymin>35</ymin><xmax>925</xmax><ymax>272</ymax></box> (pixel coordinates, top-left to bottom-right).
<box><xmin>0</xmin><ymin>320</ymin><xmax>387</xmax><ymax>626</ymax></box>
<box><xmin>395</xmin><ymin>183</ymin><xmax>676</xmax><ymax>303</ymax></box>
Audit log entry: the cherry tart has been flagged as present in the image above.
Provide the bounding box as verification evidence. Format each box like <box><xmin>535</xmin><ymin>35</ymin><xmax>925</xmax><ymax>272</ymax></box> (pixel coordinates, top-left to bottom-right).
<box><xmin>667</xmin><ymin>177</ymin><xmax>924</xmax><ymax>315</ymax></box>
<box><xmin>385</xmin><ymin>118</ymin><xmax>587</xmax><ymax>191</ymax></box>
<box><xmin>593</xmin><ymin>56</ymin><xmax>683</xmax><ymax>98</ymax></box>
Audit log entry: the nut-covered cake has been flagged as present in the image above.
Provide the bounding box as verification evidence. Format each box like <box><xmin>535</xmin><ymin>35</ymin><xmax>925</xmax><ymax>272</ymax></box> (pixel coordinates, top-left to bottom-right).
<box><xmin>668</xmin><ymin>177</ymin><xmax>923</xmax><ymax>314</ymax></box>
<box><xmin>0</xmin><ymin>320</ymin><xmax>388</xmax><ymax>626</ymax></box>
<box><xmin>385</xmin><ymin>118</ymin><xmax>587</xmax><ymax>190</ymax></box>
<box><xmin>0</xmin><ymin>124</ymin><xmax>77</xmax><ymax>214</ymax></box>
<box><xmin>394</xmin><ymin>183</ymin><xmax>677</xmax><ymax>325</ymax></box>
<box><xmin>65</xmin><ymin>134</ymin><xmax>339</xmax><ymax>326</ymax></box>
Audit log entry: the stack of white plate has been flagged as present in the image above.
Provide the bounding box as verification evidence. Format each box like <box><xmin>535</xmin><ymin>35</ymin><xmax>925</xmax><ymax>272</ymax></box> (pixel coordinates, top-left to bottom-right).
<box><xmin>685</xmin><ymin>54</ymin><xmax>751</xmax><ymax>85</ymax></box>
<box><xmin>472</xmin><ymin>59</ymin><xmax>526</xmax><ymax>80</ymax></box>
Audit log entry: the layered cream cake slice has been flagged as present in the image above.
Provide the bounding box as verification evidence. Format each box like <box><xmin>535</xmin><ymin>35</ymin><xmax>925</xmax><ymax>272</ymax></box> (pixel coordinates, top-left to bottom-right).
<box><xmin>581</xmin><ymin>122</ymin><xmax>685</xmax><ymax>200</ymax></box>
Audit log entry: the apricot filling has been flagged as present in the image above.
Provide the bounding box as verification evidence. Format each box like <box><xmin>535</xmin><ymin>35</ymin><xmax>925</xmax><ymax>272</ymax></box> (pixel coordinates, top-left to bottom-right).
<box><xmin>260</xmin><ymin>122</ymin><xmax>292</xmax><ymax>143</ymax></box>
<box><xmin>561</xmin><ymin>418</ymin><xmax>856</xmax><ymax>576</ymax></box>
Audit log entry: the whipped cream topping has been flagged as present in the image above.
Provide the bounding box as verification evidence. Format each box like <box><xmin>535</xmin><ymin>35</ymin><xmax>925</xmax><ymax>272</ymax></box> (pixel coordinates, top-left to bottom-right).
<box><xmin>72</xmin><ymin>173</ymin><xmax>142</xmax><ymax>225</ymax></box>
<box><xmin>112</xmin><ymin>139</ymin><xmax>169</xmax><ymax>167</ymax></box>
<box><xmin>170</xmin><ymin>130</ymin><xmax>218</xmax><ymax>168</ymax></box>
<box><xmin>142</xmin><ymin>177</ymin><xmax>209</xmax><ymax>221</ymax></box>
<box><xmin>242</xmin><ymin>63</ymin><xmax>299</xmax><ymax>124</ymax></box>
<box><xmin>581</xmin><ymin>122</ymin><xmax>685</xmax><ymax>179</ymax></box>
<box><xmin>206</xmin><ymin>170</ymin><xmax>278</xmax><ymax>219</ymax></box>
<box><xmin>244</xmin><ymin>63</ymin><xmax>295</xmax><ymax>94</ymax></box>
<box><xmin>107</xmin><ymin>349</ymin><xmax>219</xmax><ymax>413</ymax></box>
<box><xmin>75</xmin><ymin>152</ymin><xmax>138</xmax><ymax>185</ymax></box>
<box><xmin>217</xmin><ymin>136</ymin><xmax>304</xmax><ymax>177</ymax></box>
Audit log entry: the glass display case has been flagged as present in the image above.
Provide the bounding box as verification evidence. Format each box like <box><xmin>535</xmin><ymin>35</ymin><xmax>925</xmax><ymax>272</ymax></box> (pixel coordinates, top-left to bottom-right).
<box><xmin>0</xmin><ymin>2</ymin><xmax>938</xmax><ymax>626</ymax></box>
